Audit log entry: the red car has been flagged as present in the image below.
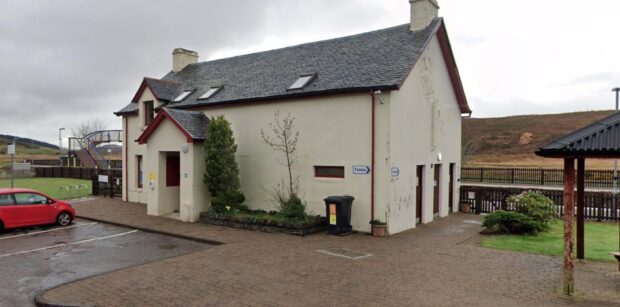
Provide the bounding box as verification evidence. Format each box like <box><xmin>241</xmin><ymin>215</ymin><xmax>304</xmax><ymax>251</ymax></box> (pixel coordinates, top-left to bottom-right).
<box><xmin>0</xmin><ymin>188</ymin><xmax>75</xmax><ymax>232</ymax></box>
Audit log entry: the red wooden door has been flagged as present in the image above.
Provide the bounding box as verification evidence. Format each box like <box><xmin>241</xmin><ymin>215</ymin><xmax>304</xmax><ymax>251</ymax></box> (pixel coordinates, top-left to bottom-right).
<box><xmin>449</xmin><ymin>163</ymin><xmax>455</xmax><ymax>213</ymax></box>
<box><xmin>416</xmin><ymin>166</ymin><xmax>423</xmax><ymax>224</ymax></box>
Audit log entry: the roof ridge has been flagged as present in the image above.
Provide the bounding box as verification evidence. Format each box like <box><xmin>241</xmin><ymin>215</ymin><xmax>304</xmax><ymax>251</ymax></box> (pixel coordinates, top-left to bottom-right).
<box><xmin>184</xmin><ymin>22</ymin><xmax>422</xmax><ymax>68</ymax></box>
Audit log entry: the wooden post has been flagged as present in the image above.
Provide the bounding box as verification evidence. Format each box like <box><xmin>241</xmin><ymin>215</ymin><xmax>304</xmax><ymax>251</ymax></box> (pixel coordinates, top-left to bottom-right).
<box><xmin>563</xmin><ymin>158</ymin><xmax>575</xmax><ymax>295</ymax></box>
<box><xmin>577</xmin><ymin>158</ymin><xmax>585</xmax><ymax>260</ymax></box>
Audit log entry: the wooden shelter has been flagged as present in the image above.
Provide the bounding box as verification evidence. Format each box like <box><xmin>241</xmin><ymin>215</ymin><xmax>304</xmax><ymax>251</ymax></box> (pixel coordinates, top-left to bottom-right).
<box><xmin>536</xmin><ymin>112</ymin><xmax>620</xmax><ymax>294</ymax></box>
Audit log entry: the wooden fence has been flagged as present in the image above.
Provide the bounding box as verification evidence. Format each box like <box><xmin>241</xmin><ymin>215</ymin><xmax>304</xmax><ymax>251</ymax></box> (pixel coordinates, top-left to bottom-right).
<box><xmin>34</xmin><ymin>166</ymin><xmax>121</xmax><ymax>180</ymax></box>
<box><xmin>460</xmin><ymin>185</ymin><xmax>619</xmax><ymax>221</ymax></box>
<box><xmin>461</xmin><ymin>167</ymin><xmax>615</xmax><ymax>188</ymax></box>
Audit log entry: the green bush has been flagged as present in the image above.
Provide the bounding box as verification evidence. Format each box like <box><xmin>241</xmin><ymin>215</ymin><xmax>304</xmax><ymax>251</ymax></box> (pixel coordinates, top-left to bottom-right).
<box><xmin>279</xmin><ymin>194</ymin><xmax>306</xmax><ymax>220</ymax></box>
<box><xmin>482</xmin><ymin>211</ymin><xmax>545</xmax><ymax>235</ymax></box>
<box><xmin>204</xmin><ymin>116</ymin><xmax>245</xmax><ymax>212</ymax></box>
<box><xmin>507</xmin><ymin>191</ymin><xmax>556</xmax><ymax>224</ymax></box>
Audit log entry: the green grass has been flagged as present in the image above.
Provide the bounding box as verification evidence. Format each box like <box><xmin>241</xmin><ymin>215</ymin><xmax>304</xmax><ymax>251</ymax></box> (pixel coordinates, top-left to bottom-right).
<box><xmin>0</xmin><ymin>178</ymin><xmax>91</xmax><ymax>199</ymax></box>
<box><xmin>482</xmin><ymin>220</ymin><xmax>619</xmax><ymax>262</ymax></box>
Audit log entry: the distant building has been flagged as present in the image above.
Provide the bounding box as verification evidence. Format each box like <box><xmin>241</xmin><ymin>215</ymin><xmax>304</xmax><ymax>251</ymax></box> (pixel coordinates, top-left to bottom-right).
<box><xmin>115</xmin><ymin>0</ymin><xmax>471</xmax><ymax>235</ymax></box>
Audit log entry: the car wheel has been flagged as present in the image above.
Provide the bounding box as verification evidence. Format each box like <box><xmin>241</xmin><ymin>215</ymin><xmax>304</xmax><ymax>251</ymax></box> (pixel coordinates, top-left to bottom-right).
<box><xmin>0</xmin><ymin>221</ymin><xmax>4</xmax><ymax>233</ymax></box>
<box><xmin>57</xmin><ymin>212</ymin><xmax>72</xmax><ymax>226</ymax></box>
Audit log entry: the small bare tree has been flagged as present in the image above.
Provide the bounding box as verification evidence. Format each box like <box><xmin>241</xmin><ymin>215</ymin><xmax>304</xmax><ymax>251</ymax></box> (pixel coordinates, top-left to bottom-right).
<box><xmin>72</xmin><ymin>119</ymin><xmax>107</xmax><ymax>139</ymax></box>
<box><xmin>261</xmin><ymin>111</ymin><xmax>299</xmax><ymax>197</ymax></box>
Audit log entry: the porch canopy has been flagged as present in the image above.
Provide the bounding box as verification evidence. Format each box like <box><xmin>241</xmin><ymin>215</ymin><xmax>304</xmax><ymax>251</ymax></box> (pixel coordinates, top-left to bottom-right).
<box><xmin>536</xmin><ymin>111</ymin><xmax>620</xmax><ymax>293</ymax></box>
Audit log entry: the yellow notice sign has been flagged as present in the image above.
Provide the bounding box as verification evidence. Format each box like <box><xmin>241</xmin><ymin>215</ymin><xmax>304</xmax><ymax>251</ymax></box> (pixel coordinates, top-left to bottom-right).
<box><xmin>329</xmin><ymin>204</ymin><xmax>337</xmax><ymax>225</ymax></box>
<box><xmin>148</xmin><ymin>172</ymin><xmax>157</xmax><ymax>180</ymax></box>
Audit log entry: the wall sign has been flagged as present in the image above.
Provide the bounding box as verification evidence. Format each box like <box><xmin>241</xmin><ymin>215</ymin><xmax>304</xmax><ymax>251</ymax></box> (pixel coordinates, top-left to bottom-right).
<box><xmin>352</xmin><ymin>165</ymin><xmax>370</xmax><ymax>175</ymax></box>
<box><xmin>98</xmin><ymin>175</ymin><xmax>109</xmax><ymax>183</ymax></box>
<box><xmin>391</xmin><ymin>167</ymin><xmax>400</xmax><ymax>177</ymax></box>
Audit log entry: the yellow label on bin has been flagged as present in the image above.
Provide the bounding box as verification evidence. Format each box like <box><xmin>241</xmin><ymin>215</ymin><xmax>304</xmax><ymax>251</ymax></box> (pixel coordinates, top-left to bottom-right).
<box><xmin>329</xmin><ymin>204</ymin><xmax>336</xmax><ymax>225</ymax></box>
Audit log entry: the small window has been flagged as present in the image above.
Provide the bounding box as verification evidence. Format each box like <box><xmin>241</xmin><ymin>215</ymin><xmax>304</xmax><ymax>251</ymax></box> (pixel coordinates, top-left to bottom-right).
<box><xmin>174</xmin><ymin>90</ymin><xmax>193</xmax><ymax>102</ymax></box>
<box><xmin>144</xmin><ymin>101</ymin><xmax>154</xmax><ymax>126</ymax></box>
<box><xmin>314</xmin><ymin>166</ymin><xmax>345</xmax><ymax>179</ymax></box>
<box><xmin>198</xmin><ymin>86</ymin><xmax>222</xmax><ymax>100</ymax></box>
<box><xmin>137</xmin><ymin>155</ymin><xmax>143</xmax><ymax>189</ymax></box>
<box><xmin>288</xmin><ymin>75</ymin><xmax>316</xmax><ymax>90</ymax></box>
<box><xmin>14</xmin><ymin>193</ymin><xmax>48</xmax><ymax>205</ymax></box>
<box><xmin>0</xmin><ymin>194</ymin><xmax>15</xmax><ymax>206</ymax></box>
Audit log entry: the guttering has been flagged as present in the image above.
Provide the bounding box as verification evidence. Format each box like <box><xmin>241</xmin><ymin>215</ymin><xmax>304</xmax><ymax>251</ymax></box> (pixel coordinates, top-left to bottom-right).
<box><xmin>370</xmin><ymin>91</ymin><xmax>376</xmax><ymax>222</ymax></box>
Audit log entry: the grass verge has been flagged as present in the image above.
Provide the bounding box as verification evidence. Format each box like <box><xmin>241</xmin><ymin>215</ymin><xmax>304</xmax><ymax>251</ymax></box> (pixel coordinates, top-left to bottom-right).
<box><xmin>482</xmin><ymin>220</ymin><xmax>619</xmax><ymax>262</ymax></box>
<box><xmin>0</xmin><ymin>177</ymin><xmax>92</xmax><ymax>199</ymax></box>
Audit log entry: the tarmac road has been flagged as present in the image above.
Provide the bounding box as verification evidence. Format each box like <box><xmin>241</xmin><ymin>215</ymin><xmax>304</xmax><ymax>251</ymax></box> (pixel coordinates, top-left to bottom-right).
<box><xmin>0</xmin><ymin>219</ymin><xmax>210</xmax><ymax>306</ymax></box>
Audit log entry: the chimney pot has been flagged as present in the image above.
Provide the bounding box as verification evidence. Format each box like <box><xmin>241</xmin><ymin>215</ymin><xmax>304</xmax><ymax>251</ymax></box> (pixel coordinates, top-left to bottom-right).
<box><xmin>409</xmin><ymin>0</ymin><xmax>439</xmax><ymax>31</ymax></box>
<box><xmin>172</xmin><ymin>48</ymin><xmax>199</xmax><ymax>72</ymax></box>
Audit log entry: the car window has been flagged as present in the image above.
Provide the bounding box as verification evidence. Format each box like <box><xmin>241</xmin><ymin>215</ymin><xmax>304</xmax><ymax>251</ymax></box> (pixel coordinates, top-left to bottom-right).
<box><xmin>0</xmin><ymin>194</ymin><xmax>14</xmax><ymax>206</ymax></box>
<box><xmin>13</xmin><ymin>193</ymin><xmax>48</xmax><ymax>205</ymax></box>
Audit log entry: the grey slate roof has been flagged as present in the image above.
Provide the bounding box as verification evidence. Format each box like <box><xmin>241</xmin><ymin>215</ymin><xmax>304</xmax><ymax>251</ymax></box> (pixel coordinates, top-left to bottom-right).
<box><xmin>164</xmin><ymin>108</ymin><xmax>210</xmax><ymax>140</ymax></box>
<box><xmin>116</xmin><ymin>18</ymin><xmax>443</xmax><ymax>114</ymax></box>
<box><xmin>143</xmin><ymin>78</ymin><xmax>182</xmax><ymax>102</ymax></box>
<box><xmin>536</xmin><ymin>112</ymin><xmax>620</xmax><ymax>158</ymax></box>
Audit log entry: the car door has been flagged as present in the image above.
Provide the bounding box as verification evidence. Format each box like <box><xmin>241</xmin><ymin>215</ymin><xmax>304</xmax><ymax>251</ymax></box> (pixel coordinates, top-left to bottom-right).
<box><xmin>13</xmin><ymin>193</ymin><xmax>56</xmax><ymax>226</ymax></box>
<box><xmin>0</xmin><ymin>193</ymin><xmax>19</xmax><ymax>228</ymax></box>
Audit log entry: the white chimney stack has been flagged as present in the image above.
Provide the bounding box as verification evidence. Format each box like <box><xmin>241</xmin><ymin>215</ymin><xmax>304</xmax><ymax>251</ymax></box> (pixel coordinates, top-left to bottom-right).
<box><xmin>409</xmin><ymin>0</ymin><xmax>439</xmax><ymax>31</ymax></box>
<box><xmin>172</xmin><ymin>48</ymin><xmax>199</xmax><ymax>72</ymax></box>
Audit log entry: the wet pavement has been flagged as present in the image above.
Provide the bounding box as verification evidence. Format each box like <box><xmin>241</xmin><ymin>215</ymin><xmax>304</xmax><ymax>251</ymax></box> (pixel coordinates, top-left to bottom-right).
<box><xmin>0</xmin><ymin>219</ymin><xmax>210</xmax><ymax>306</ymax></box>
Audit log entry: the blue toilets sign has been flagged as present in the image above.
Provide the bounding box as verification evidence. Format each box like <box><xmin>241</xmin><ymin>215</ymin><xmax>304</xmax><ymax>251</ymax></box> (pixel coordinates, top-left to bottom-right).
<box><xmin>391</xmin><ymin>167</ymin><xmax>400</xmax><ymax>177</ymax></box>
<box><xmin>352</xmin><ymin>165</ymin><xmax>370</xmax><ymax>175</ymax></box>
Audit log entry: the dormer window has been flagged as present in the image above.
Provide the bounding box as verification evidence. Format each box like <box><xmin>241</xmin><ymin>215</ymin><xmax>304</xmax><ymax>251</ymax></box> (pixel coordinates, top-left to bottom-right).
<box><xmin>288</xmin><ymin>74</ymin><xmax>316</xmax><ymax>90</ymax></box>
<box><xmin>198</xmin><ymin>86</ymin><xmax>223</xmax><ymax>100</ymax></box>
<box><xmin>174</xmin><ymin>90</ymin><xmax>193</xmax><ymax>102</ymax></box>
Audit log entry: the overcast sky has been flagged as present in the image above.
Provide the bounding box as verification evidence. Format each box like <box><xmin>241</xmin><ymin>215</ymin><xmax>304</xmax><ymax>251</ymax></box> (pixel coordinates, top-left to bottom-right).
<box><xmin>1</xmin><ymin>0</ymin><xmax>619</xmax><ymax>145</ymax></box>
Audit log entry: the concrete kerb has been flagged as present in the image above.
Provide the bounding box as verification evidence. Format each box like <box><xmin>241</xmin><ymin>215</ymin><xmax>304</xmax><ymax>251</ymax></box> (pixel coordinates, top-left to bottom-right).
<box><xmin>75</xmin><ymin>215</ymin><xmax>224</xmax><ymax>246</ymax></box>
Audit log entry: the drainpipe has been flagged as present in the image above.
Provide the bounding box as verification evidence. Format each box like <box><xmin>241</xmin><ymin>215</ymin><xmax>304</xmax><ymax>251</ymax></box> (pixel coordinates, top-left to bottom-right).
<box><xmin>124</xmin><ymin>116</ymin><xmax>128</xmax><ymax>201</ymax></box>
<box><xmin>370</xmin><ymin>91</ymin><xmax>376</xmax><ymax>222</ymax></box>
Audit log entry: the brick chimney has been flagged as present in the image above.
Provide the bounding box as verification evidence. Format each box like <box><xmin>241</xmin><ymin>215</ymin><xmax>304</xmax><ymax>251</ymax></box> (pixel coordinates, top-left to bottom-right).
<box><xmin>172</xmin><ymin>48</ymin><xmax>198</xmax><ymax>72</ymax></box>
<box><xmin>409</xmin><ymin>0</ymin><xmax>439</xmax><ymax>31</ymax></box>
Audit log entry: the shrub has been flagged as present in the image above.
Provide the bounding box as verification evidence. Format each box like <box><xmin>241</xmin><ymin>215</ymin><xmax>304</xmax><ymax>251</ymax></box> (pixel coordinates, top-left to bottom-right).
<box><xmin>482</xmin><ymin>211</ymin><xmax>545</xmax><ymax>235</ymax></box>
<box><xmin>279</xmin><ymin>194</ymin><xmax>306</xmax><ymax>220</ymax></box>
<box><xmin>204</xmin><ymin>116</ymin><xmax>245</xmax><ymax>212</ymax></box>
<box><xmin>507</xmin><ymin>191</ymin><xmax>556</xmax><ymax>224</ymax></box>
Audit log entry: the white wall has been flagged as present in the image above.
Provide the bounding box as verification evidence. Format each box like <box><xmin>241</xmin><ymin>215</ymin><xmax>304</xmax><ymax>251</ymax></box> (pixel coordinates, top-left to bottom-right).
<box><xmin>203</xmin><ymin>93</ymin><xmax>373</xmax><ymax>232</ymax></box>
<box><xmin>387</xmin><ymin>35</ymin><xmax>463</xmax><ymax>234</ymax></box>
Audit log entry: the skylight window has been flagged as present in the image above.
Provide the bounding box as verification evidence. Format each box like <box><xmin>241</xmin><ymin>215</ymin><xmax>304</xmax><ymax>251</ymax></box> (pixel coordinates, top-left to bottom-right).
<box><xmin>174</xmin><ymin>90</ymin><xmax>193</xmax><ymax>102</ymax></box>
<box><xmin>198</xmin><ymin>86</ymin><xmax>222</xmax><ymax>100</ymax></box>
<box><xmin>288</xmin><ymin>74</ymin><xmax>316</xmax><ymax>90</ymax></box>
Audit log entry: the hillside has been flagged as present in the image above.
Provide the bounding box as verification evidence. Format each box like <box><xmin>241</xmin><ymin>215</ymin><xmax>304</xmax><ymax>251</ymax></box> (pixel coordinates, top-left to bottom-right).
<box><xmin>0</xmin><ymin>134</ymin><xmax>59</xmax><ymax>153</ymax></box>
<box><xmin>462</xmin><ymin>110</ymin><xmax>616</xmax><ymax>168</ymax></box>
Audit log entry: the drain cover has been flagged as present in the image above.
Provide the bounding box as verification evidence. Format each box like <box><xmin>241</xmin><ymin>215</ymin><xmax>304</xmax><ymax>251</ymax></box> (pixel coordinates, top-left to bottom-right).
<box><xmin>317</xmin><ymin>248</ymin><xmax>372</xmax><ymax>260</ymax></box>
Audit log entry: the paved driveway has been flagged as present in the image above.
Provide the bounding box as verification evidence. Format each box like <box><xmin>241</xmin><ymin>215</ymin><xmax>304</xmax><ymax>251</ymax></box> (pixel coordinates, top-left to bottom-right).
<box><xmin>37</xmin><ymin>199</ymin><xmax>620</xmax><ymax>306</ymax></box>
<box><xmin>0</xmin><ymin>219</ymin><xmax>210</xmax><ymax>306</ymax></box>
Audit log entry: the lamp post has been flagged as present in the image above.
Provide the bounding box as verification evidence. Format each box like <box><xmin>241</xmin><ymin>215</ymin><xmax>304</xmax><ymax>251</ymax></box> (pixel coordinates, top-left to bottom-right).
<box><xmin>58</xmin><ymin>128</ymin><xmax>65</xmax><ymax>165</ymax></box>
<box><xmin>9</xmin><ymin>138</ymin><xmax>17</xmax><ymax>189</ymax></box>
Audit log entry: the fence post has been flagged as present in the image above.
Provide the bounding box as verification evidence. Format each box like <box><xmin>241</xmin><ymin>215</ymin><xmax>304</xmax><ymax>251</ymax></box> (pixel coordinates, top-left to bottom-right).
<box><xmin>511</xmin><ymin>169</ymin><xmax>515</xmax><ymax>184</ymax></box>
<box><xmin>92</xmin><ymin>175</ymin><xmax>99</xmax><ymax>196</ymax></box>
<box><xmin>540</xmin><ymin>169</ymin><xmax>545</xmax><ymax>185</ymax></box>
<box><xmin>109</xmin><ymin>178</ymin><xmax>114</xmax><ymax>198</ymax></box>
<box><xmin>480</xmin><ymin>168</ymin><xmax>484</xmax><ymax>183</ymax></box>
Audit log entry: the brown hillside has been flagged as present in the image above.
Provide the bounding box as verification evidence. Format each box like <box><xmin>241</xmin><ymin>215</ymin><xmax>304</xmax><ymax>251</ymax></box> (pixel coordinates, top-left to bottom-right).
<box><xmin>462</xmin><ymin>110</ymin><xmax>616</xmax><ymax>168</ymax></box>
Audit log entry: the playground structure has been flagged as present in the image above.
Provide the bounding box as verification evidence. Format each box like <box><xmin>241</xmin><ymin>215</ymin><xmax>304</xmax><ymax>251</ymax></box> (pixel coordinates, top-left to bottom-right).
<box><xmin>68</xmin><ymin>130</ymin><xmax>123</xmax><ymax>169</ymax></box>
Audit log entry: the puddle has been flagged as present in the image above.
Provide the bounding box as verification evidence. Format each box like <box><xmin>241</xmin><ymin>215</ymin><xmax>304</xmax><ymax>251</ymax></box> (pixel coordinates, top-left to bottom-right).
<box><xmin>463</xmin><ymin>220</ymin><xmax>482</xmax><ymax>225</ymax></box>
<box><xmin>158</xmin><ymin>244</ymin><xmax>177</xmax><ymax>250</ymax></box>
